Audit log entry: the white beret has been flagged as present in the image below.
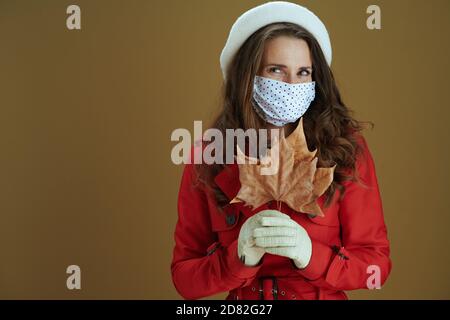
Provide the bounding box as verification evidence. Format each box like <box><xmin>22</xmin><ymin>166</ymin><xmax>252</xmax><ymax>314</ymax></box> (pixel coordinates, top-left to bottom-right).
<box><xmin>220</xmin><ymin>1</ymin><xmax>332</xmax><ymax>80</ymax></box>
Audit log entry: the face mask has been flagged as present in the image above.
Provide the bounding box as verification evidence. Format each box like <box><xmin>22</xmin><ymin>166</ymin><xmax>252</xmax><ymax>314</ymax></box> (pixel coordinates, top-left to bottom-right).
<box><xmin>251</xmin><ymin>75</ymin><xmax>316</xmax><ymax>126</ymax></box>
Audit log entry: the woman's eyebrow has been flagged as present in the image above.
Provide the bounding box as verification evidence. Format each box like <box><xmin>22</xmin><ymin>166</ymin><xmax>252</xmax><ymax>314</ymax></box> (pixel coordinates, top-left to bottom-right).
<box><xmin>265</xmin><ymin>63</ymin><xmax>312</xmax><ymax>69</ymax></box>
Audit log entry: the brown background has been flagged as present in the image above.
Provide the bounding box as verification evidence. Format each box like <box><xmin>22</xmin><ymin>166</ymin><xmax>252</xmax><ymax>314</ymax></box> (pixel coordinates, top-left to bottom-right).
<box><xmin>0</xmin><ymin>0</ymin><xmax>449</xmax><ymax>299</ymax></box>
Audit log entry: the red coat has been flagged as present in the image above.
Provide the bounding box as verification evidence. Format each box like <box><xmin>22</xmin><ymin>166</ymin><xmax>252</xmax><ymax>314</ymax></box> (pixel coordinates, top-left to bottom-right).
<box><xmin>171</xmin><ymin>134</ymin><xmax>392</xmax><ymax>300</ymax></box>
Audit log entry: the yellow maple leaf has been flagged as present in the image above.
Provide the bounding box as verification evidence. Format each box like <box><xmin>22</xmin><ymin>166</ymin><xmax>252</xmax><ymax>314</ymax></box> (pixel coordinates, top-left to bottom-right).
<box><xmin>230</xmin><ymin>117</ymin><xmax>336</xmax><ymax>217</ymax></box>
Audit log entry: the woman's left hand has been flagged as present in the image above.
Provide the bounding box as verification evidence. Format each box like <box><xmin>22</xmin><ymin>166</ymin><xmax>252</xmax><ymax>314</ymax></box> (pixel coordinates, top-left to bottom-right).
<box><xmin>253</xmin><ymin>215</ymin><xmax>312</xmax><ymax>269</ymax></box>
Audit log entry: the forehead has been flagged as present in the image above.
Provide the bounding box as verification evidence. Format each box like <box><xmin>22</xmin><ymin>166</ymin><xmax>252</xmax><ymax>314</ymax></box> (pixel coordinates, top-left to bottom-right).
<box><xmin>261</xmin><ymin>36</ymin><xmax>312</xmax><ymax>65</ymax></box>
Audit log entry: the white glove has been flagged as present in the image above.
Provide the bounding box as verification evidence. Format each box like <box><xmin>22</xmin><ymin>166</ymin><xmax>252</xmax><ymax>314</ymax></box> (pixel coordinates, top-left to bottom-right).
<box><xmin>253</xmin><ymin>214</ymin><xmax>312</xmax><ymax>269</ymax></box>
<box><xmin>237</xmin><ymin>209</ymin><xmax>291</xmax><ymax>267</ymax></box>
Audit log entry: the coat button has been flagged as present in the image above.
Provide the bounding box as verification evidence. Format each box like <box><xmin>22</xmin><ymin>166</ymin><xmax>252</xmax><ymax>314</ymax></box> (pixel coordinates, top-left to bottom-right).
<box><xmin>251</xmin><ymin>287</ymin><xmax>256</xmax><ymax>292</ymax></box>
<box><xmin>291</xmin><ymin>294</ymin><xmax>296</xmax><ymax>300</ymax></box>
<box><xmin>226</xmin><ymin>214</ymin><xmax>236</xmax><ymax>226</ymax></box>
<box><xmin>281</xmin><ymin>291</ymin><xmax>285</xmax><ymax>296</ymax></box>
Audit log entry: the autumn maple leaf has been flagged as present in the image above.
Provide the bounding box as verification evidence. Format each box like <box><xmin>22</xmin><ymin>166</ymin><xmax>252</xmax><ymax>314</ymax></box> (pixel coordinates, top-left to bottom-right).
<box><xmin>230</xmin><ymin>117</ymin><xmax>336</xmax><ymax>217</ymax></box>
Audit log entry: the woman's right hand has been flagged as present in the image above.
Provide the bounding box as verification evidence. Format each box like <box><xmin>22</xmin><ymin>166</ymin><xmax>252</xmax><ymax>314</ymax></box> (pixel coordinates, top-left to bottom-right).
<box><xmin>237</xmin><ymin>209</ymin><xmax>291</xmax><ymax>266</ymax></box>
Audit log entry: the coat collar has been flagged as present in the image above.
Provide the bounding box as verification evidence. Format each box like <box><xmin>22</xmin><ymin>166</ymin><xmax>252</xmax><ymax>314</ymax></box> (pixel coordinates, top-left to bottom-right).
<box><xmin>213</xmin><ymin>163</ymin><xmax>240</xmax><ymax>201</ymax></box>
<box><xmin>213</xmin><ymin>163</ymin><xmax>271</xmax><ymax>217</ymax></box>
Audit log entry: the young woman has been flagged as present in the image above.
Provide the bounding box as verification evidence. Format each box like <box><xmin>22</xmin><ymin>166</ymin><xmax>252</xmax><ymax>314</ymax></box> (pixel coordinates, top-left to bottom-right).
<box><xmin>171</xmin><ymin>1</ymin><xmax>391</xmax><ymax>300</ymax></box>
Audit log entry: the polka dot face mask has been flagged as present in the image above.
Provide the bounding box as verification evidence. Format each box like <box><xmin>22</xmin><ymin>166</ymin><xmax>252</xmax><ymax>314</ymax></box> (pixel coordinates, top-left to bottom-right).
<box><xmin>251</xmin><ymin>75</ymin><xmax>316</xmax><ymax>126</ymax></box>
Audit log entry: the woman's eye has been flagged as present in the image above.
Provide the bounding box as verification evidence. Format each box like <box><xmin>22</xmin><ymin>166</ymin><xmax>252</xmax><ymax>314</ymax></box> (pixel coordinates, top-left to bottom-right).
<box><xmin>268</xmin><ymin>67</ymin><xmax>282</xmax><ymax>74</ymax></box>
<box><xmin>299</xmin><ymin>69</ymin><xmax>310</xmax><ymax>76</ymax></box>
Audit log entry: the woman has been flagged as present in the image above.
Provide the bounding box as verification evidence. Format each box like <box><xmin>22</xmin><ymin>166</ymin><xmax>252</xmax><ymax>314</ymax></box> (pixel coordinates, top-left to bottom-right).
<box><xmin>171</xmin><ymin>1</ymin><xmax>391</xmax><ymax>300</ymax></box>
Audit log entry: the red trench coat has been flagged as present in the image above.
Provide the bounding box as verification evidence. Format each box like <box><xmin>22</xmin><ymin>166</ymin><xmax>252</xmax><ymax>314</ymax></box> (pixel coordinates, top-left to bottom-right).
<box><xmin>171</xmin><ymin>134</ymin><xmax>392</xmax><ymax>300</ymax></box>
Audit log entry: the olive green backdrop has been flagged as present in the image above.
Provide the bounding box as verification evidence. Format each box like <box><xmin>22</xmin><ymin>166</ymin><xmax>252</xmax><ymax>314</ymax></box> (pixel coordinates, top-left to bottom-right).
<box><xmin>0</xmin><ymin>0</ymin><xmax>449</xmax><ymax>299</ymax></box>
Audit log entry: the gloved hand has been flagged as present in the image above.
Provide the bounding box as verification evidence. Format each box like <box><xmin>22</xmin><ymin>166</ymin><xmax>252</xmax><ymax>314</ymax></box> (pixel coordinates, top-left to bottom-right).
<box><xmin>253</xmin><ymin>214</ymin><xmax>312</xmax><ymax>269</ymax></box>
<box><xmin>237</xmin><ymin>209</ymin><xmax>291</xmax><ymax>266</ymax></box>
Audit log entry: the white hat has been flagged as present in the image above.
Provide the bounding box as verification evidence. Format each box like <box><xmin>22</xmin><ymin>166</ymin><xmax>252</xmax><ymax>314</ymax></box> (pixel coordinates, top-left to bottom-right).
<box><xmin>220</xmin><ymin>1</ymin><xmax>332</xmax><ymax>80</ymax></box>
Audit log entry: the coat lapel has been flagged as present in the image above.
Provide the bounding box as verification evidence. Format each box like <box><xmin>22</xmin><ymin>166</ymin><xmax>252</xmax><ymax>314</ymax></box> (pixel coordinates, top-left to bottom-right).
<box><xmin>213</xmin><ymin>163</ymin><xmax>267</xmax><ymax>218</ymax></box>
<box><xmin>213</xmin><ymin>163</ymin><xmax>240</xmax><ymax>201</ymax></box>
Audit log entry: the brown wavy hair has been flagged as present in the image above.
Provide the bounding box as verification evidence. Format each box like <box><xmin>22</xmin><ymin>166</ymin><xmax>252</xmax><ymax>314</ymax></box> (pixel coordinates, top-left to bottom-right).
<box><xmin>194</xmin><ymin>22</ymin><xmax>373</xmax><ymax>210</ymax></box>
